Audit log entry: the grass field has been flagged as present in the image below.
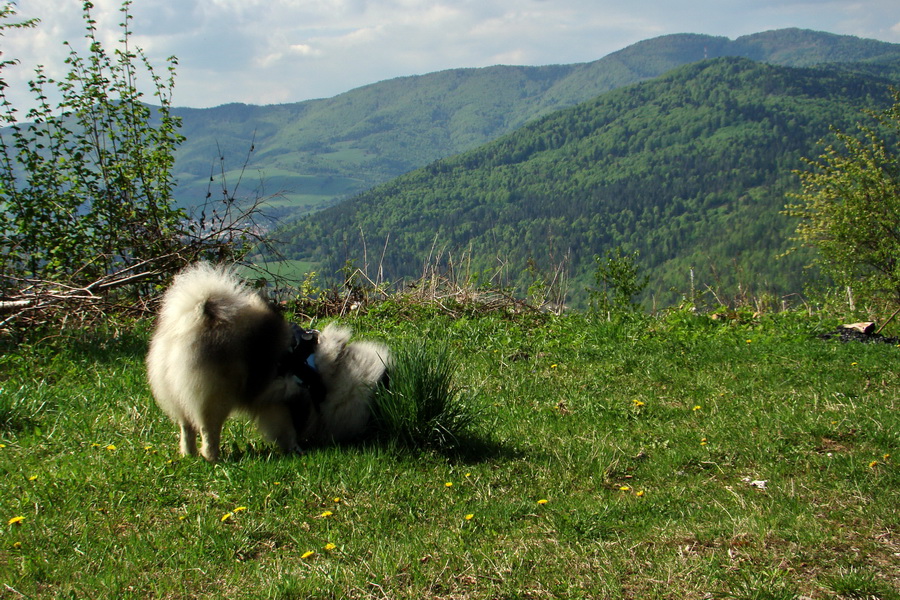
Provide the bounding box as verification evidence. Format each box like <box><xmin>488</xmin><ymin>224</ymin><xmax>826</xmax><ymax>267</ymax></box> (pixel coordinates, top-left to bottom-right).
<box><xmin>1</xmin><ymin>305</ymin><xmax>898</xmax><ymax>599</ymax></box>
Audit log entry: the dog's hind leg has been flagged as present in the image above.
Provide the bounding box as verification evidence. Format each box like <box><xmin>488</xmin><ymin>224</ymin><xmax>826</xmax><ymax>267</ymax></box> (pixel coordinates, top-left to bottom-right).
<box><xmin>255</xmin><ymin>403</ymin><xmax>303</xmax><ymax>455</ymax></box>
<box><xmin>254</xmin><ymin>379</ymin><xmax>307</xmax><ymax>455</ymax></box>
<box><xmin>199</xmin><ymin>424</ymin><xmax>223</xmax><ymax>462</ymax></box>
<box><xmin>179</xmin><ymin>423</ymin><xmax>199</xmax><ymax>456</ymax></box>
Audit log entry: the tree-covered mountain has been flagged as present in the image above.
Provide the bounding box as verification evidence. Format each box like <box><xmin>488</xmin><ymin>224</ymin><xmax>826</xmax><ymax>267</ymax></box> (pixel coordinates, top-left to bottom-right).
<box><xmin>276</xmin><ymin>56</ymin><xmax>899</xmax><ymax>307</ymax></box>
<box><xmin>170</xmin><ymin>29</ymin><xmax>900</xmax><ymax>218</ymax></box>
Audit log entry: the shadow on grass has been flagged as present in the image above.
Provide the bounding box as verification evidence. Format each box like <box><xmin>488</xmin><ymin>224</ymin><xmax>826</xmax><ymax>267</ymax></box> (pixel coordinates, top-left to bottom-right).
<box><xmin>221</xmin><ymin>430</ymin><xmax>524</xmax><ymax>465</ymax></box>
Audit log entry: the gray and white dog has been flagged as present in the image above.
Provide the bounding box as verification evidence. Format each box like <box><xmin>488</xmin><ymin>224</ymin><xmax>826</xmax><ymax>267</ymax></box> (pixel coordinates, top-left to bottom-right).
<box><xmin>146</xmin><ymin>262</ymin><xmax>390</xmax><ymax>461</ymax></box>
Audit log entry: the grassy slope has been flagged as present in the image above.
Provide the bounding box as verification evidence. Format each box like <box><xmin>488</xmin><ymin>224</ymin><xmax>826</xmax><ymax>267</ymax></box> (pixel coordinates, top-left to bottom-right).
<box><xmin>1</xmin><ymin>309</ymin><xmax>898</xmax><ymax>599</ymax></box>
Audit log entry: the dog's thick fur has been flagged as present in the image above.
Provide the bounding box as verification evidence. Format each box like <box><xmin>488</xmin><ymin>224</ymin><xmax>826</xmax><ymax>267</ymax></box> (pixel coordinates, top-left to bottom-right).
<box><xmin>146</xmin><ymin>262</ymin><xmax>389</xmax><ymax>461</ymax></box>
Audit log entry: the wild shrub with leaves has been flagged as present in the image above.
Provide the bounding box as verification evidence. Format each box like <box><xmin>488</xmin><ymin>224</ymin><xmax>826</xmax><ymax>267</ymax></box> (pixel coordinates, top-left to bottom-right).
<box><xmin>784</xmin><ymin>88</ymin><xmax>900</xmax><ymax>309</ymax></box>
<box><xmin>0</xmin><ymin>1</ymin><xmax>186</xmax><ymax>283</ymax></box>
<box><xmin>587</xmin><ymin>245</ymin><xmax>649</xmax><ymax>315</ymax></box>
<box><xmin>0</xmin><ymin>2</ymin><xmax>270</xmax><ymax>330</ymax></box>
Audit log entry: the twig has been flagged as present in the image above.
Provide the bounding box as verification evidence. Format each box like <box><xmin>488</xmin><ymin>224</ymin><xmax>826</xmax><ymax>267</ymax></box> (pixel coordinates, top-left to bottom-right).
<box><xmin>875</xmin><ymin>305</ymin><xmax>900</xmax><ymax>335</ymax></box>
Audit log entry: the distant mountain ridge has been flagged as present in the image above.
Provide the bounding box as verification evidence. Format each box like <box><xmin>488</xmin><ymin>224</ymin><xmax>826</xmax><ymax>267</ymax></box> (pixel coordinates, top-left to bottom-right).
<box><xmin>171</xmin><ymin>29</ymin><xmax>900</xmax><ymax>215</ymax></box>
<box><xmin>275</xmin><ymin>55</ymin><xmax>899</xmax><ymax>306</ymax></box>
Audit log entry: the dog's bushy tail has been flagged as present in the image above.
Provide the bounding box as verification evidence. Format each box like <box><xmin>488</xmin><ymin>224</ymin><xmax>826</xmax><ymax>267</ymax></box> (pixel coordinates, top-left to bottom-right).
<box><xmin>156</xmin><ymin>263</ymin><xmax>257</xmax><ymax>335</ymax></box>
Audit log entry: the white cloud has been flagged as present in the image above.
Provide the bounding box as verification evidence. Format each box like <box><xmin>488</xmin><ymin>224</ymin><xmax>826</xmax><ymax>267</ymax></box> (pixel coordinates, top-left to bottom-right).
<box><xmin>2</xmin><ymin>0</ymin><xmax>899</xmax><ymax>111</ymax></box>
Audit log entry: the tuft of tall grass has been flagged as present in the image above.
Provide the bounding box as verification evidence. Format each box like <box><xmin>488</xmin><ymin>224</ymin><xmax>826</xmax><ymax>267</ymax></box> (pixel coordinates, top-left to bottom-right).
<box><xmin>371</xmin><ymin>340</ymin><xmax>478</xmax><ymax>451</ymax></box>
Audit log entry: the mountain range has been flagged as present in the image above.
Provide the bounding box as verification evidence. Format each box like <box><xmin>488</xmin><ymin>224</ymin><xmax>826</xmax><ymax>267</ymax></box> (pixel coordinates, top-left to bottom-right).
<box><xmin>171</xmin><ymin>28</ymin><xmax>900</xmax><ymax>215</ymax></box>
<box><xmin>171</xmin><ymin>29</ymin><xmax>900</xmax><ymax>307</ymax></box>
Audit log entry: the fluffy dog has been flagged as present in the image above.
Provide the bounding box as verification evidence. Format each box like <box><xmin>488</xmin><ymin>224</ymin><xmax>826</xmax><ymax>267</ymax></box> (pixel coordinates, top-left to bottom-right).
<box><xmin>146</xmin><ymin>262</ymin><xmax>389</xmax><ymax>461</ymax></box>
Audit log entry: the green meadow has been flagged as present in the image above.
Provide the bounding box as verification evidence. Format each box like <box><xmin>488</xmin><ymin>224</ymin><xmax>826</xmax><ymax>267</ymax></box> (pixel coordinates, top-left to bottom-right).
<box><xmin>1</xmin><ymin>306</ymin><xmax>897</xmax><ymax>599</ymax></box>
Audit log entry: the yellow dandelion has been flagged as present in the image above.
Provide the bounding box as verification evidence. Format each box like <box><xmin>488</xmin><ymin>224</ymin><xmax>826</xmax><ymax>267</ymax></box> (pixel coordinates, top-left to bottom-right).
<box><xmin>635</xmin><ymin>490</ymin><xmax>645</xmax><ymax>497</ymax></box>
<box><xmin>884</xmin><ymin>454</ymin><xmax>891</xmax><ymax>461</ymax></box>
<box><xmin>333</xmin><ymin>497</ymin><xmax>341</xmax><ymax>503</ymax></box>
<box><xmin>700</xmin><ymin>438</ymin><xmax>708</xmax><ymax>446</ymax></box>
<box><xmin>619</xmin><ymin>486</ymin><xmax>631</xmax><ymax>492</ymax></box>
<box><xmin>464</xmin><ymin>514</ymin><xmax>474</xmax><ymax>520</ymax></box>
<box><xmin>221</xmin><ymin>512</ymin><xmax>233</xmax><ymax>522</ymax></box>
<box><xmin>233</xmin><ymin>506</ymin><xmax>248</xmax><ymax>513</ymax></box>
<box><xmin>301</xmin><ymin>550</ymin><xmax>315</xmax><ymax>559</ymax></box>
<box><xmin>320</xmin><ymin>510</ymin><xmax>333</xmax><ymax>518</ymax></box>
<box><xmin>91</xmin><ymin>443</ymin><xmax>101</xmax><ymax>447</ymax></box>
<box><xmin>106</xmin><ymin>444</ymin><xmax>116</xmax><ymax>451</ymax></box>
<box><xmin>445</xmin><ymin>482</ymin><xmax>453</xmax><ymax>488</ymax></box>
<box><xmin>28</xmin><ymin>475</ymin><xmax>37</xmax><ymax>481</ymax></box>
<box><xmin>550</xmin><ymin>364</ymin><xmax>558</xmax><ymax>369</ymax></box>
<box><xmin>274</xmin><ymin>482</ymin><xmax>281</xmax><ymax>486</ymax></box>
<box><xmin>0</xmin><ymin>444</ymin><xmax>6</xmax><ymax>448</ymax></box>
<box><xmin>324</xmin><ymin>543</ymin><xmax>336</xmax><ymax>551</ymax></box>
<box><xmin>632</xmin><ymin>399</ymin><xmax>645</xmax><ymax>407</ymax></box>
<box><xmin>746</xmin><ymin>339</ymin><xmax>752</xmax><ymax>344</ymax></box>
<box><xmin>465</xmin><ymin>473</ymin><xmax>471</xmax><ymax>478</ymax></box>
<box><xmin>851</xmin><ymin>362</ymin><xmax>858</xmax><ymax>366</ymax></box>
<box><xmin>178</xmin><ymin>516</ymin><xmax>186</xmax><ymax>521</ymax></box>
<box><xmin>869</xmin><ymin>460</ymin><xmax>878</xmax><ymax>469</ymax></box>
<box><xmin>143</xmin><ymin>445</ymin><xmax>153</xmax><ymax>451</ymax></box>
<box><xmin>692</xmin><ymin>405</ymin><xmax>702</xmax><ymax>411</ymax></box>
<box><xmin>12</xmin><ymin>541</ymin><xmax>22</xmax><ymax>549</ymax></box>
<box><xmin>537</xmin><ymin>499</ymin><xmax>548</xmax><ymax>505</ymax></box>
<box><xmin>8</xmin><ymin>516</ymin><xmax>25</xmax><ymax>525</ymax></box>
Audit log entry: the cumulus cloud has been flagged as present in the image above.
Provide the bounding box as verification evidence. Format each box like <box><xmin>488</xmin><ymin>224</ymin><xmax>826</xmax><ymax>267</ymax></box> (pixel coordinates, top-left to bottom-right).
<box><xmin>2</xmin><ymin>0</ymin><xmax>898</xmax><ymax>110</ymax></box>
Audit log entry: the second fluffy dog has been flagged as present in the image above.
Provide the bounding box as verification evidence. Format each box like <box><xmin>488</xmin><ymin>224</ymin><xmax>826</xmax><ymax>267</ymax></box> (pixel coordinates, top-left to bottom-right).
<box><xmin>146</xmin><ymin>262</ymin><xmax>390</xmax><ymax>461</ymax></box>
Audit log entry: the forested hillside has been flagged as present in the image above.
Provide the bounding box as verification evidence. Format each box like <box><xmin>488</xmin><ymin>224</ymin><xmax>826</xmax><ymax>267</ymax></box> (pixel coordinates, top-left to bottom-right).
<box><xmin>277</xmin><ymin>57</ymin><xmax>899</xmax><ymax>306</ymax></box>
<box><xmin>170</xmin><ymin>29</ymin><xmax>900</xmax><ymax>217</ymax></box>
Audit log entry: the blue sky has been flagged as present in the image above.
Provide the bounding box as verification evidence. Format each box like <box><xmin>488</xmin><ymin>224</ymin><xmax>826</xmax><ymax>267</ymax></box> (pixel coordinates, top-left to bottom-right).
<box><xmin>4</xmin><ymin>0</ymin><xmax>900</xmax><ymax>110</ymax></box>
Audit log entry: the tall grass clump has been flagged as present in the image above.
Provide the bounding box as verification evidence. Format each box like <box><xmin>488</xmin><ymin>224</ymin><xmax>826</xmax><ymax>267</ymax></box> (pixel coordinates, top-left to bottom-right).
<box><xmin>371</xmin><ymin>341</ymin><xmax>478</xmax><ymax>451</ymax></box>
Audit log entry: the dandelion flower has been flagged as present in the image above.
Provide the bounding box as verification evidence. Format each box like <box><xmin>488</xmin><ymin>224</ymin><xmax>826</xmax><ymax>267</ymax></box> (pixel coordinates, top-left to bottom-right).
<box><xmin>28</xmin><ymin>475</ymin><xmax>37</xmax><ymax>481</ymax></box>
<box><xmin>12</xmin><ymin>542</ymin><xmax>22</xmax><ymax>549</ymax></box>
<box><xmin>333</xmin><ymin>497</ymin><xmax>341</xmax><ymax>503</ymax></box>
<box><xmin>869</xmin><ymin>460</ymin><xmax>878</xmax><ymax>469</ymax></box>
<box><xmin>106</xmin><ymin>444</ymin><xmax>116</xmax><ymax>451</ymax></box>
<box><xmin>445</xmin><ymin>482</ymin><xmax>453</xmax><ymax>488</ymax></box>
<box><xmin>233</xmin><ymin>506</ymin><xmax>248</xmax><ymax>513</ymax></box>
<box><xmin>221</xmin><ymin>512</ymin><xmax>233</xmax><ymax>522</ymax></box>
<box><xmin>550</xmin><ymin>364</ymin><xmax>558</xmax><ymax>369</ymax></box>
<box><xmin>746</xmin><ymin>339</ymin><xmax>752</xmax><ymax>344</ymax></box>
<box><xmin>851</xmin><ymin>362</ymin><xmax>858</xmax><ymax>366</ymax></box>
<box><xmin>700</xmin><ymin>438</ymin><xmax>708</xmax><ymax>446</ymax></box>
<box><xmin>0</xmin><ymin>444</ymin><xmax>6</xmax><ymax>448</ymax></box>
<box><xmin>464</xmin><ymin>514</ymin><xmax>474</xmax><ymax>520</ymax></box>
<box><xmin>301</xmin><ymin>550</ymin><xmax>315</xmax><ymax>559</ymax></box>
<box><xmin>619</xmin><ymin>486</ymin><xmax>631</xmax><ymax>492</ymax></box>
<box><xmin>537</xmin><ymin>499</ymin><xmax>548</xmax><ymax>505</ymax></box>
<box><xmin>320</xmin><ymin>511</ymin><xmax>333</xmax><ymax>518</ymax></box>
<box><xmin>635</xmin><ymin>490</ymin><xmax>645</xmax><ymax>497</ymax></box>
<box><xmin>8</xmin><ymin>516</ymin><xmax>25</xmax><ymax>525</ymax></box>
<box><xmin>693</xmin><ymin>405</ymin><xmax>702</xmax><ymax>411</ymax></box>
<box><xmin>324</xmin><ymin>543</ymin><xmax>336</xmax><ymax>551</ymax></box>
<box><xmin>274</xmin><ymin>482</ymin><xmax>281</xmax><ymax>486</ymax></box>
<box><xmin>632</xmin><ymin>399</ymin><xmax>645</xmax><ymax>407</ymax></box>
<box><xmin>884</xmin><ymin>454</ymin><xmax>891</xmax><ymax>461</ymax></box>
